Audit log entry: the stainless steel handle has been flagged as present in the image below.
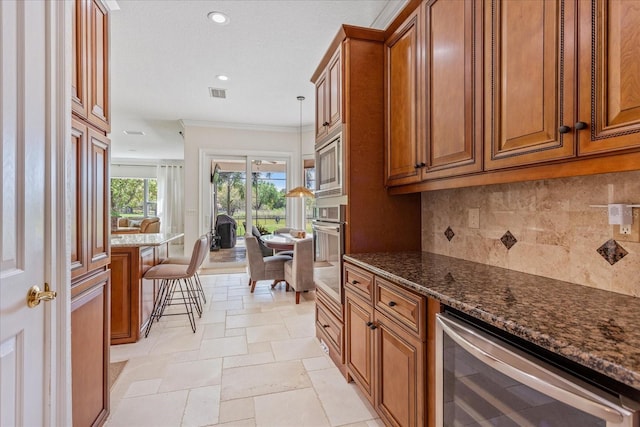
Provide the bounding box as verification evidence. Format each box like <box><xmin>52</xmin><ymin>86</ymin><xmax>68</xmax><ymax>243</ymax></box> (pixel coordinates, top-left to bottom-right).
<box><xmin>436</xmin><ymin>314</ymin><xmax>631</xmax><ymax>423</ymax></box>
<box><xmin>312</xmin><ymin>223</ymin><xmax>340</xmax><ymax>233</ymax></box>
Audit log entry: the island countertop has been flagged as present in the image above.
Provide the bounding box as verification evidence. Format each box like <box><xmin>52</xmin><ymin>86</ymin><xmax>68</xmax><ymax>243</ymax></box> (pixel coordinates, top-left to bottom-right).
<box><xmin>343</xmin><ymin>251</ymin><xmax>640</xmax><ymax>393</ymax></box>
<box><xmin>110</xmin><ymin>232</ymin><xmax>184</xmax><ymax>248</ymax></box>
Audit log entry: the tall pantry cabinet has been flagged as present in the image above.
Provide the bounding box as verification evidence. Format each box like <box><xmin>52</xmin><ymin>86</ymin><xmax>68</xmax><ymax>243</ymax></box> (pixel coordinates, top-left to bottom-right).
<box><xmin>71</xmin><ymin>0</ymin><xmax>111</xmax><ymax>425</ymax></box>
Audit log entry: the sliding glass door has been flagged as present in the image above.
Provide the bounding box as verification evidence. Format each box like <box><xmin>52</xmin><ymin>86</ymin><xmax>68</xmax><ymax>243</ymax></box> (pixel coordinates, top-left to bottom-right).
<box><xmin>210</xmin><ymin>156</ymin><xmax>288</xmax><ymax>238</ymax></box>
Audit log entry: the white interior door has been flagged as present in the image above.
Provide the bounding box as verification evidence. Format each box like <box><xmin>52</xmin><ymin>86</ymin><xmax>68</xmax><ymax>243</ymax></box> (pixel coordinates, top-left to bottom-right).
<box><xmin>1</xmin><ymin>1</ymin><xmax>68</xmax><ymax>425</ymax></box>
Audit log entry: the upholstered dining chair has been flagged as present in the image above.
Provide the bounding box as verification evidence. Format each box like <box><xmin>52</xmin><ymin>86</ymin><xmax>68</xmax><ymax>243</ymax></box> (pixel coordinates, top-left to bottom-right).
<box><xmin>245</xmin><ymin>236</ymin><xmax>292</xmax><ymax>293</ymax></box>
<box><xmin>284</xmin><ymin>237</ymin><xmax>315</xmax><ymax>304</ymax></box>
<box><xmin>142</xmin><ymin>235</ymin><xmax>208</xmax><ymax>336</ymax></box>
<box><xmin>251</xmin><ymin>226</ymin><xmax>274</xmax><ymax>256</ymax></box>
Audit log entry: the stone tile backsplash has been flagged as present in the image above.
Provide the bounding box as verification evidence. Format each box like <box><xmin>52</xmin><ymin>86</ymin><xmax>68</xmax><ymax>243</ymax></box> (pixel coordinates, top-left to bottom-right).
<box><xmin>421</xmin><ymin>171</ymin><xmax>640</xmax><ymax>297</ymax></box>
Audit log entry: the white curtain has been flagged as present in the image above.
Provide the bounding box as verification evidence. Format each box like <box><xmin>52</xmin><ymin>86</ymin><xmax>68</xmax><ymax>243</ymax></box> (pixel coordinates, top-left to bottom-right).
<box><xmin>157</xmin><ymin>163</ymin><xmax>184</xmax><ymax>234</ymax></box>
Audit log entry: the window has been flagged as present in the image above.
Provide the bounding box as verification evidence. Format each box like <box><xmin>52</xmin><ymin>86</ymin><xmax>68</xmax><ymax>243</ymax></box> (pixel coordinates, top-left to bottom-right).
<box><xmin>111</xmin><ymin>178</ymin><xmax>157</xmax><ymax>218</ymax></box>
<box><xmin>304</xmin><ymin>159</ymin><xmax>315</xmax><ymax>232</ymax></box>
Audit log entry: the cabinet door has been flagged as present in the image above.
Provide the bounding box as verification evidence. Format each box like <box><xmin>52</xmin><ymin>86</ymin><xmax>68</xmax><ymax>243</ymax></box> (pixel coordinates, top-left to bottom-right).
<box><xmin>72</xmin><ymin>0</ymin><xmax>88</xmax><ymax>119</ymax></box>
<box><xmin>423</xmin><ymin>0</ymin><xmax>483</xmax><ymax>179</ymax></box>
<box><xmin>87</xmin><ymin>0</ymin><xmax>110</xmax><ymax>132</ymax></box>
<box><xmin>345</xmin><ymin>291</ymin><xmax>375</xmax><ymax>403</ymax></box>
<box><xmin>577</xmin><ymin>0</ymin><xmax>640</xmax><ymax>155</ymax></box>
<box><xmin>71</xmin><ymin>270</ymin><xmax>110</xmax><ymax>427</ymax></box>
<box><xmin>385</xmin><ymin>9</ymin><xmax>422</xmax><ymax>187</ymax></box>
<box><xmin>327</xmin><ymin>48</ymin><xmax>342</xmax><ymax>131</ymax></box>
<box><xmin>484</xmin><ymin>0</ymin><xmax>576</xmax><ymax>170</ymax></box>
<box><xmin>375</xmin><ymin>311</ymin><xmax>425</xmax><ymax>427</ymax></box>
<box><xmin>71</xmin><ymin>119</ymin><xmax>88</xmax><ymax>278</ymax></box>
<box><xmin>315</xmin><ymin>71</ymin><xmax>328</xmax><ymax>140</ymax></box>
<box><xmin>87</xmin><ymin>128</ymin><xmax>110</xmax><ymax>272</ymax></box>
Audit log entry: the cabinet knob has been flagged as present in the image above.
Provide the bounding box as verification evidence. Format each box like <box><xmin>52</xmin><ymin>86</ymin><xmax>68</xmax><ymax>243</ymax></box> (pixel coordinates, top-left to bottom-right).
<box><xmin>420</xmin><ymin>162</ymin><xmax>426</xmax><ymax>167</ymax></box>
<box><xmin>414</xmin><ymin>162</ymin><xmax>426</xmax><ymax>169</ymax></box>
<box><xmin>322</xmin><ymin>324</ymin><xmax>330</xmax><ymax>328</ymax></box>
<box><xmin>366</xmin><ymin>321</ymin><xmax>373</xmax><ymax>327</ymax></box>
<box><xmin>323</xmin><ymin>121</ymin><xmax>329</xmax><ymax>127</ymax></box>
<box><xmin>388</xmin><ymin>301</ymin><xmax>397</xmax><ymax>307</ymax></box>
<box><xmin>558</xmin><ymin>125</ymin><xmax>571</xmax><ymax>134</ymax></box>
<box><xmin>351</xmin><ymin>280</ymin><xmax>359</xmax><ymax>285</ymax></box>
<box><xmin>369</xmin><ymin>324</ymin><xmax>378</xmax><ymax>330</ymax></box>
<box><xmin>575</xmin><ymin>121</ymin><xmax>588</xmax><ymax>130</ymax></box>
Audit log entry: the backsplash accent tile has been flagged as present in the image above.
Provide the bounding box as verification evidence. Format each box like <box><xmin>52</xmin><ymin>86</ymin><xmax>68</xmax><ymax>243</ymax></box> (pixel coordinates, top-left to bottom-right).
<box><xmin>596</xmin><ymin>239</ymin><xmax>628</xmax><ymax>265</ymax></box>
<box><xmin>444</xmin><ymin>226</ymin><xmax>455</xmax><ymax>241</ymax></box>
<box><xmin>500</xmin><ymin>231</ymin><xmax>517</xmax><ymax>250</ymax></box>
<box><xmin>421</xmin><ymin>170</ymin><xmax>640</xmax><ymax>297</ymax></box>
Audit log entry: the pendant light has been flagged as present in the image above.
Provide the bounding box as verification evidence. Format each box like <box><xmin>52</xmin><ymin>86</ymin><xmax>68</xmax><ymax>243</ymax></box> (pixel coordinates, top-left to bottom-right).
<box><xmin>286</xmin><ymin>96</ymin><xmax>314</xmax><ymax>229</ymax></box>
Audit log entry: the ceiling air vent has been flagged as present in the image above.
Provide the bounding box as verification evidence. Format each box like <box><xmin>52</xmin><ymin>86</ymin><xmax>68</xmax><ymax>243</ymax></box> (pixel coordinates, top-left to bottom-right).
<box><xmin>209</xmin><ymin>87</ymin><xmax>227</xmax><ymax>99</ymax></box>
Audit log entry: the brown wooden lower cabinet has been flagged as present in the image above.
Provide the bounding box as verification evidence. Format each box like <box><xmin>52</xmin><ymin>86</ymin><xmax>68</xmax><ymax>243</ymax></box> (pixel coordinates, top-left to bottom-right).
<box><xmin>110</xmin><ymin>243</ymin><xmax>168</xmax><ymax>344</ymax></box>
<box><xmin>71</xmin><ymin>269</ymin><xmax>111</xmax><ymax>427</ymax></box>
<box><xmin>315</xmin><ymin>285</ymin><xmax>346</xmax><ymax>377</ymax></box>
<box><xmin>375</xmin><ymin>310</ymin><xmax>425</xmax><ymax>427</ymax></box>
<box><xmin>344</xmin><ymin>263</ymin><xmax>431</xmax><ymax>427</ymax></box>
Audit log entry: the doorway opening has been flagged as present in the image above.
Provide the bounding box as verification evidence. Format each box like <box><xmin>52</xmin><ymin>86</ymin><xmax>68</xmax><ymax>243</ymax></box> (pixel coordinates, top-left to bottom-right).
<box><xmin>206</xmin><ymin>156</ymin><xmax>289</xmax><ymax>270</ymax></box>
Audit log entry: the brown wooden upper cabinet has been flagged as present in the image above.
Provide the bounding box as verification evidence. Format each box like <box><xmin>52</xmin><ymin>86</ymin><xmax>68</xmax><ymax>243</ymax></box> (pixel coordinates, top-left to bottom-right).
<box><xmin>424</xmin><ymin>0</ymin><xmax>483</xmax><ymax>178</ymax></box>
<box><xmin>577</xmin><ymin>0</ymin><xmax>640</xmax><ymax>155</ymax></box>
<box><xmin>72</xmin><ymin>0</ymin><xmax>110</xmax><ymax>133</ymax></box>
<box><xmin>386</xmin><ymin>0</ymin><xmax>640</xmax><ymax>191</ymax></box>
<box><xmin>385</xmin><ymin>8</ymin><xmax>422</xmax><ymax>186</ymax></box>
<box><xmin>385</xmin><ymin>0</ymin><xmax>483</xmax><ymax>187</ymax></box>
<box><xmin>484</xmin><ymin>0</ymin><xmax>576</xmax><ymax>170</ymax></box>
<box><xmin>315</xmin><ymin>48</ymin><xmax>342</xmax><ymax>141</ymax></box>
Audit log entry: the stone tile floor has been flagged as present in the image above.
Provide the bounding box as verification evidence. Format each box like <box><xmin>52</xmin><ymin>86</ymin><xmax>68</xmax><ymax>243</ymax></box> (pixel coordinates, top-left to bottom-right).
<box><xmin>106</xmin><ymin>273</ymin><xmax>382</xmax><ymax>427</ymax></box>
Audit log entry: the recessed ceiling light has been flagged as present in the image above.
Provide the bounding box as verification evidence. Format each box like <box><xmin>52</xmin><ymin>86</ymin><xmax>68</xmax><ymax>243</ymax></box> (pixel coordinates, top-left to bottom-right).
<box><xmin>207</xmin><ymin>11</ymin><xmax>229</xmax><ymax>25</ymax></box>
<box><xmin>216</xmin><ymin>75</ymin><xmax>229</xmax><ymax>81</ymax></box>
<box><xmin>123</xmin><ymin>130</ymin><xmax>145</xmax><ymax>135</ymax></box>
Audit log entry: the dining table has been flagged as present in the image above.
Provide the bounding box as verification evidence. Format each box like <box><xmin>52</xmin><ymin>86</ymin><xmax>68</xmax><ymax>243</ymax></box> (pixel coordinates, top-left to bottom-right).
<box><xmin>260</xmin><ymin>233</ymin><xmax>297</xmax><ymax>251</ymax></box>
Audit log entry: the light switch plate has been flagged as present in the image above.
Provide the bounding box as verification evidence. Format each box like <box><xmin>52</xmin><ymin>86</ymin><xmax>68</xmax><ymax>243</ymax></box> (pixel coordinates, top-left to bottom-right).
<box><xmin>468</xmin><ymin>208</ymin><xmax>480</xmax><ymax>229</ymax></box>
<box><xmin>613</xmin><ymin>208</ymin><xmax>640</xmax><ymax>242</ymax></box>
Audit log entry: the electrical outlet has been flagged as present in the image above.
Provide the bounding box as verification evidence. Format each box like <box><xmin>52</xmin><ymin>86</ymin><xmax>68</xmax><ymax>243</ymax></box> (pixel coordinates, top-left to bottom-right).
<box><xmin>468</xmin><ymin>208</ymin><xmax>480</xmax><ymax>229</ymax></box>
<box><xmin>613</xmin><ymin>208</ymin><xmax>640</xmax><ymax>242</ymax></box>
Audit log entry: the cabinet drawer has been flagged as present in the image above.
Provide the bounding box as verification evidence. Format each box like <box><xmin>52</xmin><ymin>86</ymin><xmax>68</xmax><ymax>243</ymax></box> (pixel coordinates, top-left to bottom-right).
<box><xmin>316</xmin><ymin>300</ymin><xmax>343</xmax><ymax>354</ymax></box>
<box><xmin>374</xmin><ymin>277</ymin><xmax>426</xmax><ymax>340</ymax></box>
<box><xmin>344</xmin><ymin>263</ymin><xmax>374</xmax><ymax>302</ymax></box>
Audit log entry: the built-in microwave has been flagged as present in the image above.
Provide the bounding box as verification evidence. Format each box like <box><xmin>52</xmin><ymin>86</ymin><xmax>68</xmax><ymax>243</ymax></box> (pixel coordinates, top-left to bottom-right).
<box><xmin>315</xmin><ymin>133</ymin><xmax>342</xmax><ymax>198</ymax></box>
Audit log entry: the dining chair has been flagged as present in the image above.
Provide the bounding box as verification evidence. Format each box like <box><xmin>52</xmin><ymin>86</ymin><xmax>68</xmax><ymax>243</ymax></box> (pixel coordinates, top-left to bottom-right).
<box><xmin>245</xmin><ymin>236</ymin><xmax>292</xmax><ymax>293</ymax></box>
<box><xmin>284</xmin><ymin>237</ymin><xmax>315</xmax><ymax>304</ymax></box>
<box><xmin>142</xmin><ymin>235</ymin><xmax>208</xmax><ymax>336</ymax></box>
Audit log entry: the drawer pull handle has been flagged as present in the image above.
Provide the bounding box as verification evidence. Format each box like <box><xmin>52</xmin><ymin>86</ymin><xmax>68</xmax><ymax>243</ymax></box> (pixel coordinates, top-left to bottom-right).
<box><xmin>351</xmin><ymin>280</ymin><xmax>360</xmax><ymax>285</ymax></box>
<box><xmin>322</xmin><ymin>324</ymin><xmax>330</xmax><ymax>328</ymax></box>
<box><xmin>388</xmin><ymin>301</ymin><xmax>397</xmax><ymax>307</ymax></box>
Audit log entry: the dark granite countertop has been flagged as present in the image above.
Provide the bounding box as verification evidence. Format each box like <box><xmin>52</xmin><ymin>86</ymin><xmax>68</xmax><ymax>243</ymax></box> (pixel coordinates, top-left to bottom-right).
<box><xmin>343</xmin><ymin>251</ymin><xmax>640</xmax><ymax>392</ymax></box>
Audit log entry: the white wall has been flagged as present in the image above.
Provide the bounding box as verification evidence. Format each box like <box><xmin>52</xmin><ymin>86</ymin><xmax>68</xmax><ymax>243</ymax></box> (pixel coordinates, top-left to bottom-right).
<box><xmin>182</xmin><ymin>122</ymin><xmax>314</xmax><ymax>252</ymax></box>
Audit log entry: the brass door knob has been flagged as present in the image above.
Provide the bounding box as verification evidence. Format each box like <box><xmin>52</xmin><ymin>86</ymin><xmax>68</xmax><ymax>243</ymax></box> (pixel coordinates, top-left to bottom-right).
<box><xmin>26</xmin><ymin>283</ymin><xmax>57</xmax><ymax>308</ymax></box>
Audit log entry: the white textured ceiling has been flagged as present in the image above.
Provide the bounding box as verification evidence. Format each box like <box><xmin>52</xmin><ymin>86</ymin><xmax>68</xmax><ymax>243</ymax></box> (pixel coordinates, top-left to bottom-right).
<box><xmin>110</xmin><ymin>0</ymin><xmax>406</xmax><ymax>160</ymax></box>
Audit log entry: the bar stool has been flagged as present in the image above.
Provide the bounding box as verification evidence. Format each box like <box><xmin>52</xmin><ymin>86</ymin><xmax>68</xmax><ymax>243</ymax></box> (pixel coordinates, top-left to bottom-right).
<box><xmin>162</xmin><ymin>235</ymin><xmax>209</xmax><ymax>305</ymax></box>
<box><xmin>143</xmin><ymin>236</ymin><xmax>208</xmax><ymax>336</ymax></box>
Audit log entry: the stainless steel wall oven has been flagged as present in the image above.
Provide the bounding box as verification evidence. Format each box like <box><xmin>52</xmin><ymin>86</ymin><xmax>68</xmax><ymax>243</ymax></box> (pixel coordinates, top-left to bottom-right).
<box><xmin>312</xmin><ymin>204</ymin><xmax>345</xmax><ymax>304</ymax></box>
<box><xmin>436</xmin><ymin>309</ymin><xmax>639</xmax><ymax>426</ymax></box>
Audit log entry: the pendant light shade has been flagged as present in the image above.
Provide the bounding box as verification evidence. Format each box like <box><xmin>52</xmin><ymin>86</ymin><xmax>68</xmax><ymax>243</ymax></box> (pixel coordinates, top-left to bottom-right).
<box><xmin>285</xmin><ymin>186</ymin><xmax>315</xmax><ymax>198</ymax></box>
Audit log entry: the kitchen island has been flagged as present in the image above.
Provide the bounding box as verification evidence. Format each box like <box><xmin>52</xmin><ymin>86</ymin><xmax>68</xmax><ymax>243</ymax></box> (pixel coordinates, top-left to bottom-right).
<box><xmin>110</xmin><ymin>233</ymin><xmax>183</xmax><ymax>344</ymax></box>
<box><xmin>344</xmin><ymin>251</ymin><xmax>640</xmax><ymax>394</ymax></box>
